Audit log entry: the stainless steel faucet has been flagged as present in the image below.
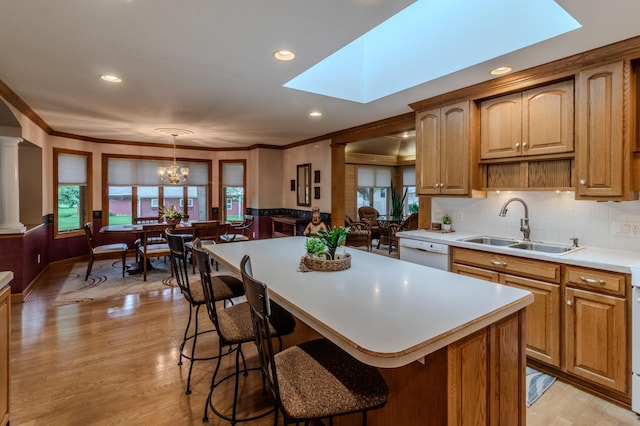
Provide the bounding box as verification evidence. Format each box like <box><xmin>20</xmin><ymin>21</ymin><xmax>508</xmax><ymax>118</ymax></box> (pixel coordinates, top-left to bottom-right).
<box><xmin>498</xmin><ymin>198</ymin><xmax>530</xmax><ymax>241</ymax></box>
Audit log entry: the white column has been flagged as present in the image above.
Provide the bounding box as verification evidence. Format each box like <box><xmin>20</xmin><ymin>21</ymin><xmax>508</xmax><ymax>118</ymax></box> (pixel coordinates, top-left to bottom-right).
<box><xmin>0</xmin><ymin>136</ymin><xmax>26</xmax><ymax>233</ymax></box>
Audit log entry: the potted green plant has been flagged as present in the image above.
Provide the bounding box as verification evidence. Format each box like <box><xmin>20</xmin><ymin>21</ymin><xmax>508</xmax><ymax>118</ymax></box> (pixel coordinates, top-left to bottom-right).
<box><xmin>442</xmin><ymin>213</ymin><xmax>452</xmax><ymax>232</ymax></box>
<box><xmin>159</xmin><ymin>205</ymin><xmax>184</xmax><ymax>224</ymax></box>
<box><xmin>390</xmin><ymin>184</ymin><xmax>407</xmax><ymax>220</ymax></box>
<box><xmin>305</xmin><ymin>238</ymin><xmax>326</xmax><ymax>258</ymax></box>
<box><xmin>317</xmin><ymin>226</ymin><xmax>349</xmax><ymax>260</ymax></box>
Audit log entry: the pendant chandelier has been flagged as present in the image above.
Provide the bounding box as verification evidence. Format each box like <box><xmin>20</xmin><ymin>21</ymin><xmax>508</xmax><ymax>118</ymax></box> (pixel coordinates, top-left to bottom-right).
<box><xmin>157</xmin><ymin>130</ymin><xmax>191</xmax><ymax>184</ymax></box>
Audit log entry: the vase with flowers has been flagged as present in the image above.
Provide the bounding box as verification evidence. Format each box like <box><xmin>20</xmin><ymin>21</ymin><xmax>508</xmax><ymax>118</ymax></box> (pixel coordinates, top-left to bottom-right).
<box><xmin>160</xmin><ymin>205</ymin><xmax>184</xmax><ymax>225</ymax></box>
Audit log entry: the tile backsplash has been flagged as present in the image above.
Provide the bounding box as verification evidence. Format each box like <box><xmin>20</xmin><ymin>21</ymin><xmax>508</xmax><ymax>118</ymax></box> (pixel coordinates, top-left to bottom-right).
<box><xmin>432</xmin><ymin>191</ymin><xmax>640</xmax><ymax>252</ymax></box>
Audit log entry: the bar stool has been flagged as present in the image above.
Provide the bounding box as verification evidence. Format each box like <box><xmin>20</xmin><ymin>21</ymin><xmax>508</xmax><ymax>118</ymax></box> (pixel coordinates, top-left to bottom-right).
<box><xmin>241</xmin><ymin>254</ymin><xmax>389</xmax><ymax>426</ymax></box>
<box><xmin>192</xmin><ymin>246</ymin><xmax>296</xmax><ymax>424</ymax></box>
<box><xmin>166</xmin><ymin>231</ymin><xmax>244</xmax><ymax>395</ymax></box>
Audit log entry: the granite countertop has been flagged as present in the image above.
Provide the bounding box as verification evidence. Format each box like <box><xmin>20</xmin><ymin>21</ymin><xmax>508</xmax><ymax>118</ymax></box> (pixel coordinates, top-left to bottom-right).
<box><xmin>396</xmin><ymin>229</ymin><xmax>640</xmax><ymax>277</ymax></box>
<box><xmin>0</xmin><ymin>271</ymin><xmax>14</xmax><ymax>291</ymax></box>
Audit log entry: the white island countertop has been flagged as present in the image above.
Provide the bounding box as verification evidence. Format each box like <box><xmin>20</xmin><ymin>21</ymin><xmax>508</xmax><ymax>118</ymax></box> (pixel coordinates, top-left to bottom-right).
<box><xmin>0</xmin><ymin>271</ymin><xmax>13</xmax><ymax>291</ymax></box>
<box><xmin>205</xmin><ymin>236</ymin><xmax>532</xmax><ymax>368</ymax></box>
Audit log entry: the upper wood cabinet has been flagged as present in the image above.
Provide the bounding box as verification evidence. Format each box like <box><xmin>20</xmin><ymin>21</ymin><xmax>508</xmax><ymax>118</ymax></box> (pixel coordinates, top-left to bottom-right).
<box><xmin>416</xmin><ymin>101</ymin><xmax>470</xmax><ymax>195</ymax></box>
<box><xmin>480</xmin><ymin>80</ymin><xmax>574</xmax><ymax>160</ymax></box>
<box><xmin>576</xmin><ymin>61</ymin><xmax>632</xmax><ymax>200</ymax></box>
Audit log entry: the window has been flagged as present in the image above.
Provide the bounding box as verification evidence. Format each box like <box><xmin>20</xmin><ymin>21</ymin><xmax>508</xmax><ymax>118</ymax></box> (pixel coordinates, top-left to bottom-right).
<box><xmin>105</xmin><ymin>155</ymin><xmax>210</xmax><ymax>224</ymax></box>
<box><xmin>357</xmin><ymin>166</ymin><xmax>391</xmax><ymax>215</ymax></box>
<box><xmin>54</xmin><ymin>149</ymin><xmax>91</xmax><ymax>237</ymax></box>
<box><xmin>220</xmin><ymin>160</ymin><xmax>245</xmax><ymax>222</ymax></box>
<box><xmin>403</xmin><ymin>166</ymin><xmax>417</xmax><ymax>216</ymax></box>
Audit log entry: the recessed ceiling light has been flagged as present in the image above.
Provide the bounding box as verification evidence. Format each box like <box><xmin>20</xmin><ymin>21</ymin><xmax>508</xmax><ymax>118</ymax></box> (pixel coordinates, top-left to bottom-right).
<box><xmin>274</xmin><ymin>50</ymin><xmax>296</xmax><ymax>61</ymax></box>
<box><xmin>100</xmin><ymin>74</ymin><xmax>122</xmax><ymax>83</ymax></box>
<box><xmin>309</xmin><ymin>111</ymin><xmax>322</xmax><ymax>117</ymax></box>
<box><xmin>490</xmin><ymin>66</ymin><xmax>513</xmax><ymax>76</ymax></box>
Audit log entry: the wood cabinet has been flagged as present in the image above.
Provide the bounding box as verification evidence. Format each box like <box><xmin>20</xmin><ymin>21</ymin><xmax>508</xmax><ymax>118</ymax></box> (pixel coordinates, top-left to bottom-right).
<box><xmin>576</xmin><ymin>61</ymin><xmax>630</xmax><ymax>199</ymax></box>
<box><xmin>564</xmin><ymin>265</ymin><xmax>627</xmax><ymax>392</ymax></box>
<box><xmin>451</xmin><ymin>248</ymin><xmax>561</xmax><ymax>367</ymax></box>
<box><xmin>416</xmin><ymin>101</ymin><xmax>470</xmax><ymax>195</ymax></box>
<box><xmin>480</xmin><ymin>80</ymin><xmax>574</xmax><ymax>160</ymax></box>
<box><xmin>452</xmin><ymin>248</ymin><xmax>631</xmax><ymax>399</ymax></box>
<box><xmin>0</xmin><ymin>285</ymin><xmax>10</xmax><ymax>426</ymax></box>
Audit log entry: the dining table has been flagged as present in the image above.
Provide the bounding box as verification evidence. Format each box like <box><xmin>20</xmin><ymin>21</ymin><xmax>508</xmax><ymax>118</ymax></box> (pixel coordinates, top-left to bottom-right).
<box><xmin>100</xmin><ymin>222</ymin><xmax>193</xmax><ymax>274</ymax></box>
<box><xmin>204</xmin><ymin>236</ymin><xmax>533</xmax><ymax>425</ymax></box>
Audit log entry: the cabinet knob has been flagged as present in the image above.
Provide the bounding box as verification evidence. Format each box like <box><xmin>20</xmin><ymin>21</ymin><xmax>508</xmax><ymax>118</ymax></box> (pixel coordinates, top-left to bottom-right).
<box><xmin>579</xmin><ymin>179</ymin><xmax>586</xmax><ymax>185</ymax></box>
<box><xmin>522</xmin><ymin>141</ymin><xmax>528</xmax><ymax>150</ymax></box>
<box><xmin>566</xmin><ymin>300</ymin><xmax>573</xmax><ymax>306</ymax></box>
<box><xmin>490</xmin><ymin>259</ymin><xmax>506</xmax><ymax>267</ymax></box>
<box><xmin>515</xmin><ymin>142</ymin><xmax>520</xmax><ymax>149</ymax></box>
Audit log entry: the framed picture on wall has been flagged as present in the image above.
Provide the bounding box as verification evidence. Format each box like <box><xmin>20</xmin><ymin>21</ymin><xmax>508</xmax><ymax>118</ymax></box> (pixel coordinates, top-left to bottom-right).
<box><xmin>314</xmin><ymin>186</ymin><xmax>320</xmax><ymax>199</ymax></box>
<box><xmin>314</xmin><ymin>170</ymin><xmax>321</xmax><ymax>183</ymax></box>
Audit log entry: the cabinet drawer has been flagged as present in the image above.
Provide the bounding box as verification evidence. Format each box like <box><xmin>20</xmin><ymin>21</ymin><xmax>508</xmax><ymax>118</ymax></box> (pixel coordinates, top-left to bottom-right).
<box><xmin>564</xmin><ymin>265</ymin><xmax>627</xmax><ymax>296</ymax></box>
<box><xmin>451</xmin><ymin>248</ymin><xmax>561</xmax><ymax>283</ymax></box>
<box><xmin>451</xmin><ymin>263</ymin><xmax>500</xmax><ymax>283</ymax></box>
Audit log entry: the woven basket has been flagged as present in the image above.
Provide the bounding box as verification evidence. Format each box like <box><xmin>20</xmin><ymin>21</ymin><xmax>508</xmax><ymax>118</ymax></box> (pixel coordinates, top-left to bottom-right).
<box><xmin>302</xmin><ymin>253</ymin><xmax>351</xmax><ymax>272</ymax></box>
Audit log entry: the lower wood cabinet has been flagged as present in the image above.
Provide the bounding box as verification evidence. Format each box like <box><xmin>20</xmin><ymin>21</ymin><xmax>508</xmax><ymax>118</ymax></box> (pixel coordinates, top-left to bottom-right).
<box><xmin>0</xmin><ymin>285</ymin><xmax>10</xmax><ymax>426</ymax></box>
<box><xmin>451</xmin><ymin>249</ymin><xmax>561</xmax><ymax>367</ymax></box>
<box><xmin>452</xmin><ymin>247</ymin><xmax>630</xmax><ymax>400</ymax></box>
<box><xmin>565</xmin><ymin>287</ymin><xmax>626</xmax><ymax>392</ymax></box>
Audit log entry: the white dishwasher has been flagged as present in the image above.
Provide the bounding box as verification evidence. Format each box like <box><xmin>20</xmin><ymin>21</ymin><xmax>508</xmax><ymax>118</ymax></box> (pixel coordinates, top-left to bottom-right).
<box><xmin>399</xmin><ymin>238</ymin><xmax>450</xmax><ymax>271</ymax></box>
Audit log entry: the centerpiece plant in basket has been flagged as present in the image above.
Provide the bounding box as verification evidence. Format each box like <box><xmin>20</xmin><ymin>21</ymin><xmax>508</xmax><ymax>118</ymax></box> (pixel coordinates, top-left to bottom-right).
<box><xmin>317</xmin><ymin>226</ymin><xmax>349</xmax><ymax>260</ymax></box>
<box><xmin>160</xmin><ymin>205</ymin><xmax>184</xmax><ymax>225</ymax></box>
<box><xmin>305</xmin><ymin>238</ymin><xmax>326</xmax><ymax>258</ymax></box>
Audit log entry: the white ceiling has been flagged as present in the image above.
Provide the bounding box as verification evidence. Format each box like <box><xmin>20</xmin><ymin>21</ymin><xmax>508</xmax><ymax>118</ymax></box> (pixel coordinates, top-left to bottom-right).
<box><xmin>1</xmin><ymin>0</ymin><xmax>640</xmax><ymax>149</ymax></box>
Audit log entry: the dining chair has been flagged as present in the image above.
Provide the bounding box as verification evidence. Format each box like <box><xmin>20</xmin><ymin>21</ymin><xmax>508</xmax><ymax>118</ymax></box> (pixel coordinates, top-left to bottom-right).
<box><xmin>388</xmin><ymin>213</ymin><xmax>419</xmax><ymax>254</ymax></box>
<box><xmin>83</xmin><ymin>222</ymin><xmax>129</xmax><ymax>281</ymax></box>
<box><xmin>219</xmin><ymin>214</ymin><xmax>254</xmax><ymax>243</ymax></box>
<box><xmin>357</xmin><ymin>206</ymin><xmax>380</xmax><ymax>242</ymax></box>
<box><xmin>345</xmin><ymin>221</ymin><xmax>372</xmax><ymax>252</ymax></box>
<box><xmin>240</xmin><ymin>255</ymin><xmax>389</xmax><ymax>426</ymax></box>
<box><xmin>166</xmin><ymin>231</ymin><xmax>244</xmax><ymax>395</ymax></box>
<box><xmin>137</xmin><ymin>223</ymin><xmax>172</xmax><ymax>281</ymax></box>
<box><xmin>193</xmin><ymin>246</ymin><xmax>296</xmax><ymax>424</ymax></box>
<box><xmin>133</xmin><ymin>216</ymin><xmax>164</xmax><ymax>264</ymax></box>
<box><xmin>186</xmin><ymin>221</ymin><xmax>222</xmax><ymax>273</ymax></box>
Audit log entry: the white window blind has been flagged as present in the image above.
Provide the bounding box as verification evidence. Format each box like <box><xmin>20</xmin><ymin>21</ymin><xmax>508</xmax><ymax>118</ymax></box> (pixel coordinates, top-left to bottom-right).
<box><xmin>58</xmin><ymin>153</ymin><xmax>88</xmax><ymax>184</ymax></box>
<box><xmin>357</xmin><ymin>166</ymin><xmax>391</xmax><ymax>187</ymax></box>
<box><xmin>222</xmin><ymin>162</ymin><xmax>244</xmax><ymax>186</ymax></box>
<box><xmin>108</xmin><ymin>157</ymin><xmax>209</xmax><ymax>186</ymax></box>
<box><xmin>403</xmin><ymin>166</ymin><xmax>416</xmax><ymax>186</ymax></box>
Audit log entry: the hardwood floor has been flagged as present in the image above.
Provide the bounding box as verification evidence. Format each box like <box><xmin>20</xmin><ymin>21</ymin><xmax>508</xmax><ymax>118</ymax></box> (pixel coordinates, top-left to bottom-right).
<box><xmin>9</xmin><ymin>259</ymin><xmax>640</xmax><ymax>425</ymax></box>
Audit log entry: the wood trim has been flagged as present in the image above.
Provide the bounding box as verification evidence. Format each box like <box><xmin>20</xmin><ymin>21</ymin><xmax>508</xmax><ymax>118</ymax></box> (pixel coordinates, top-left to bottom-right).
<box><xmin>0</xmin><ymin>79</ymin><xmax>52</xmax><ymax>133</ymax></box>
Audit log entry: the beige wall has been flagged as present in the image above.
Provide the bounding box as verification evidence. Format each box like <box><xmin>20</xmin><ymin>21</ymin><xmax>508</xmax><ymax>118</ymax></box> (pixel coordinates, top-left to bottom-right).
<box><xmin>282</xmin><ymin>139</ymin><xmax>332</xmax><ymax>213</ymax></box>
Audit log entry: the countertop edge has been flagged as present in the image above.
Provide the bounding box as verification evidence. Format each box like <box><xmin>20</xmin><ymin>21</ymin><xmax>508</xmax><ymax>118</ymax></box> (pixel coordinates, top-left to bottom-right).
<box><xmin>397</xmin><ymin>230</ymin><xmax>639</xmax><ymax>274</ymax></box>
<box><xmin>0</xmin><ymin>271</ymin><xmax>14</xmax><ymax>290</ymax></box>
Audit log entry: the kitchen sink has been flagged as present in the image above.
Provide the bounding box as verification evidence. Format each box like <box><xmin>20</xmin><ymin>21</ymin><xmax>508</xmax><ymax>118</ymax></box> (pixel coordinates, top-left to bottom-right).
<box><xmin>508</xmin><ymin>241</ymin><xmax>575</xmax><ymax>254</ymax></box>
<box><xmin>460</xmin><ymin>236</ymin><xmax>517</xmax><ymax>246</ymax></box>
<box><xmin>459</xmin><ymin>235</ymin><xmax>580</xmax><ymax>255</ymax></box>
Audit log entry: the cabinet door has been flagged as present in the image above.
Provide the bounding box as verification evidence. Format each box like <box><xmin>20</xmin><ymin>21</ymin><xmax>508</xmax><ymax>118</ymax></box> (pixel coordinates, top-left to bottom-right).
<box><xmin>440</xmin><ymin>101</ymin><xmax>470</xmax><ymax>195</ymax></box>
<box><xmin>0</xmin><ymin>286</ymin><xmax>9</xmax><ymax>426</ymax></box>
<box><xmin>501</xmin><ymin>274</ymin><xmax>560</xmax><ymax>367</ymax></box>
<box><xmin>416</xmin><ymin>108</ymin><xmax>441</xmax><ymax>195</ymax></box>
<box><xmin>480</xmin><ymin>92</ymin><xmax>522</xmax><ymax>159</ymax></box>
<box><xmin>576</xmin><ymin>61</ymin><xmax>625</xmax><ymax>198</ymax></box>
<box><xmin>565</xmin><ymin>287</ymin><xmax>626</xmax><ymax>392</ymax></box>
<box><xmin>522</xmin><ymin>80</ymin><xmax>574</xmax><ymax>157</ymax></box>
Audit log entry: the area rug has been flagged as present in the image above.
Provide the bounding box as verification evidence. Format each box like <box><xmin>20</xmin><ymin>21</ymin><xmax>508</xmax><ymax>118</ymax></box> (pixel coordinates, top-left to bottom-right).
<box><xmin>53</xmin><ymin>258</ymin><xmax>179</xmax><ymax>306</ymax></box>
<box><xmin>526</xmin><ymin>367</ymin><xmax>556</xmax><ymax>407</ymax></box>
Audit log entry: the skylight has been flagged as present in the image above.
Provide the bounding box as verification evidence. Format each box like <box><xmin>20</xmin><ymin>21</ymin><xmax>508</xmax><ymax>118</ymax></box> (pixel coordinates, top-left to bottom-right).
<box><xmin>284</xmin><ymin>0</ymin><xmax>581</xmax><ymax>103</ymax></box>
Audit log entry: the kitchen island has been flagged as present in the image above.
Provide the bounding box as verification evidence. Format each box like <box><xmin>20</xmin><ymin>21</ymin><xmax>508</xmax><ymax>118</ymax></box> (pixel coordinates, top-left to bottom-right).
<box><xmin>205</xmin><ymin>237</ymin><xmax>533</xmax><ymax>425</ymax></box>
